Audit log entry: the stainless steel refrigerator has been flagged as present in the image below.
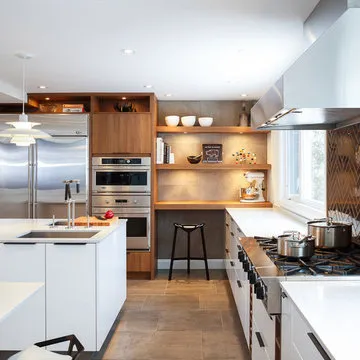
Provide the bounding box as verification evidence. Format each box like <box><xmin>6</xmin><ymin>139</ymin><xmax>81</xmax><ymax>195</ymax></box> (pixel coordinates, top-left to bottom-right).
<box><xmin>0</xmin><ymin>113</ymin><xmax>88</xmax><ymax>219</ymax></box>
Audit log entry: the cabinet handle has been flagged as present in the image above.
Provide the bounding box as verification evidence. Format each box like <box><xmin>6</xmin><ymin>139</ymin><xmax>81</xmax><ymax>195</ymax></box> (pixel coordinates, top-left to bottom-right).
<box><xmin>230</xmin><ymin>232</ymin><xmax>234</xmax><ymax>236</ymax></box>
<box><xmin>281</xmin><ymin>292</ymin><xmax>287</xmax><ymax>298</ymax></box>
<box><xmin>225</xmin><ymin>223</ymin><xmax>229</xmax><ymax>227</ymax></box>
<box><xmin>54</xmin><ymin>243</ymin><xmax>87</xmax><ymax>245</ymax></box>
<box><xmin>4</xmin><ymin>242</ymin><xmax>36</xmax><ymax>245</ymax></box>
<box><xmin>255</xmin><ymin>332</ymin><xmax>265</xmax><ymax>348</ymax></box>
<box><xmin>230</xmin><ymin>261</ymin><xmax>235</xmax><ymax>267</ymax></box>
<box><xmin>307</xmin><ymin>333</ymin><xmax>331</xmax><ymax>360</ymax></box>
<box><xmin>237</xmin><ymin>280</ymin><xmax>242</xmax><ymax>288</ymax></box>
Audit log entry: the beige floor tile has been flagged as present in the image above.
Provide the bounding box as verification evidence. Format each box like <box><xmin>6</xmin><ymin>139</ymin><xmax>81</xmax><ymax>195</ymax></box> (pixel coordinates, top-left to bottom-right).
<box><xmin>199</xmin><ymin>293</ymin><xmax>234</xmax><ymax>310</ymax></box>
<box><xmin>165</xmin><ymin>279</ymin><xmax>217</xmax><ymax>295</ymax></box>
<box><xmin>116</xmin><ymin>310</ymin><xmax>160</xmax><ymax>332</ymax></box>
<box><xmin>203</xmin><ymin>330</ymin><xmax>244</xmax><ymax>346</ymax></box>
<box><xmin>151</xmin><ymin>330</ymin><xmax>202</xmax><ymax>346</ymax></box>
<box><xmin>103</xmin><ymin>331</ymin><xmax>202</xmax><ymax>360</ymax></box>
<box><xmin>221</xmin><ymin>309</ymin><xmax>243</xmax><ymax>332</ymax></box>
<box><xmin>101</xmin><ymin>272</ymin><xmax>248</xmax><ymax>360</ymax></box>
<box><xmin>122</xmin><ymin>294</ymin><xmax>148</xmax><ymax>311</ymax></box>
<box><xmin>142</xmin><ymin>294</ymin><xmax>199</xmax><ymax>311</ymax></box>
<box><xmin>214</xmin><ymin>280</ymin><xmax>232</xmax><ymax>294</ymax></box>
<box><xmin>127</xmin><ymin>280</ymin><xmax>167</xmax><ymax>295</ymax></box>
<box><xmin>157</xmin><ymin>309</ymin><xmax>222</xmax><ymax>331</ymax></box>
<box><xmin>203</xmin><ymin>344</ymin><xmax>250</xmax><ymax>360</ymax></box>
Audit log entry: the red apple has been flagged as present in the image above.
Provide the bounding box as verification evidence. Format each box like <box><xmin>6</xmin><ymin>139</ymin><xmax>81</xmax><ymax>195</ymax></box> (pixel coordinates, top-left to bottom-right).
<box><xmin>104</xmin><ymin>210</ymin><xmax>114</xmax><ymax>219</ymax></box>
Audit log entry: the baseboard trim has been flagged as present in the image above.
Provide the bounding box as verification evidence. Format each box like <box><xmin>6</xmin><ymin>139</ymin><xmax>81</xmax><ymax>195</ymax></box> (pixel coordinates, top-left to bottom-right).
<box><xmin>157</xmin><ymin>259</ymin><xmax>225</xmax><ymax>270</ymax></box>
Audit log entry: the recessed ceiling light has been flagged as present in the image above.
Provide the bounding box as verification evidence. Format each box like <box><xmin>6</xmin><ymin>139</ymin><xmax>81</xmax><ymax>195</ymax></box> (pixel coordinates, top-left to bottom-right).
<box><xmin>122</xmin><ymin>97</ymin><xmax>127</xmax><ymax>100</ymax></box>
<box><xmin>165</xmin><ymin>93</ymin><xmax>172</xmax><ymax>97</ymax></box>
<box><xmin>144</xmin><ymin>85</ymin><xmax>153</xmax><ymax>89</ymax></box>
<box><xmin>45</xmin><ymin>97</ymin><xmax>50</xmax><ymax>100</ymax></box>
<box><xmin>241</xmin><ymin>94</ymin><xmax>248</xmax><ymax>97</ymax></box>
<box><xmin>120</xmin><ymin>49</ymin><xmax>135</xmax><ymax>55</ymax></box>
<box><xmin>38</xmin><ymin>85</ymin><xmax>47</xmax><ymax>89</ymax></box>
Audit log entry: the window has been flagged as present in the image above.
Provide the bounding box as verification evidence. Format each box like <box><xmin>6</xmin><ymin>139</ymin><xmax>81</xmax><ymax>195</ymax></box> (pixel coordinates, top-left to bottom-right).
<box><xmin>280</xmin><ymin>130</ymin><xmax>326</xmax><ymax>218</ymax></box>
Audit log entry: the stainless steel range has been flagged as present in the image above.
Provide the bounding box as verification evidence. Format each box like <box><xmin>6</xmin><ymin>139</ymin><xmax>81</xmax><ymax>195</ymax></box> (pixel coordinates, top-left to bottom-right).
<box><xmin>238</xmin><ymin>236</ymin><xmax>360</xmax><ymax>315</ymax></box>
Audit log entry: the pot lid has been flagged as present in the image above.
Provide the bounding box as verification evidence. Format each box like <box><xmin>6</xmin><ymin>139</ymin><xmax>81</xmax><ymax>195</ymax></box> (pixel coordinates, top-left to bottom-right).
<box><xmin>307</xmin><ymin>217</ymin><xmax>352</xmax><ymax>228</ymax></box>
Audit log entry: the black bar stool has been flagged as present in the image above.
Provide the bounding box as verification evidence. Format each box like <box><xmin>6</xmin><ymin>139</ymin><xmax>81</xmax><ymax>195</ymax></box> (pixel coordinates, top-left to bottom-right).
<box><xmin>168</xmin><ymin>223</ymin><xmax>210</xmax><ymax>281</ymax></box>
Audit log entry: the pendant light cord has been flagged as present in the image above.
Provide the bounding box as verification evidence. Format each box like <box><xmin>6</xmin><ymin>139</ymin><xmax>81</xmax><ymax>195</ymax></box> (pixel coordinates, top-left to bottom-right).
<box><xmin>22</xmin><ymin>58</ymin><xmax>25</xmax><ymax>115</ymax></box>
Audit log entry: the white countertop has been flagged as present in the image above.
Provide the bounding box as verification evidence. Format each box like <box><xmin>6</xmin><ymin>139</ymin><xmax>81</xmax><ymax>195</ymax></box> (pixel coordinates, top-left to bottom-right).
<box><xmin>0</xmin><ymin>219</ymin><xmax>126</xmax><ymax>243</ymax></box>
<box><xmin>0</xmin><ymin>282</ymin><xmax>44</xmax><ymax>322</ymax></box>
<box><xmin>226</xmin><ymin>207</ymin><xmax>308</xmax><ymax>237</ymax></box>
<box><xmin>281</xmin><ymin>280</ymin><xmax>360</xmax><ymax>360</ymax></box>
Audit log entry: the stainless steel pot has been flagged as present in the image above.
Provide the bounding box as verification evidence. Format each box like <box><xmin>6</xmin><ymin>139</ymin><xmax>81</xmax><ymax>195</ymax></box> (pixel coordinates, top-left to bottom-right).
<box><xmin>277</xmin><ymin>232</ymin><xmax>315</xmax><ymax>258</ymax></box>
<box><xmin>307</xmin><ymin>217</ymin><xmax>352</xmax><ymax>249</ymax></box>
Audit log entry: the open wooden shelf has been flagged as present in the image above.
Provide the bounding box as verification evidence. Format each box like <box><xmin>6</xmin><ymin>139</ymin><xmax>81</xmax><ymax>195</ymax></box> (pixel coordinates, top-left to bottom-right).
<box><xmin>92</xmin><ymin>111</ymin><xmax>150</xmax><ymax>115</ymax></box>
<box><xmin>156</xmin><ymin>163</ymin><xmax>271</xmax><ymax>170</ymax></box>
<box><xmin>156</xmin><ymin>126</ymin><xmax>269</xmax><ymax>134</ymax></box>
<box><xmin>155</xmin><ymin>201</ymin><xmax>273</xmax><ymax>210</ymax></box>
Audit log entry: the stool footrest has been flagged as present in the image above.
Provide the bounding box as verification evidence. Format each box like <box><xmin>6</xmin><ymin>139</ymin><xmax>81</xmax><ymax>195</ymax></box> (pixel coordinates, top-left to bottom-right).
<box><xmin>171</xmin><ymin>257</ymin><xmax>208</xmax><ymax>261</ymax></box>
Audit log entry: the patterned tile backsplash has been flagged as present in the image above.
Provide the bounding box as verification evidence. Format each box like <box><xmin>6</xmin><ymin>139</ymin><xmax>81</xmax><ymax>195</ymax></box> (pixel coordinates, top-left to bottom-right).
<box><xmin>327</xmin><ymin>123</ymin><xmax>360</xmax><ymax>241</ymax></box>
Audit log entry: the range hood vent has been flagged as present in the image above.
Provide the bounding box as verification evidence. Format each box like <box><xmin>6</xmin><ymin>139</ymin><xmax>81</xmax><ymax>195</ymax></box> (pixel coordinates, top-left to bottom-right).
<box><xmin>251</xmin><ymin>0</ymin><xmax>360</xmax><ymax>131</ymax></box>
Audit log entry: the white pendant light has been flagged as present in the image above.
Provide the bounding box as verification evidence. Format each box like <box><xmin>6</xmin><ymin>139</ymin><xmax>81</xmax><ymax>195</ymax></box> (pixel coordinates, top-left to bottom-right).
<box><xmin>0</xmin><ymin>54</ymin><xmax>51</xmax><ymax>146</ymax></box>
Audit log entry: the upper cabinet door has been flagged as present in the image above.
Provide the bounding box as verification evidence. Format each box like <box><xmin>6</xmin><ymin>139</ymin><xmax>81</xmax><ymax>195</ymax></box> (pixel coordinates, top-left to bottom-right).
<box><xmin>92</xmin><ymin>113</ymin><xmax>152</xmax><ymax>155</ymax></box>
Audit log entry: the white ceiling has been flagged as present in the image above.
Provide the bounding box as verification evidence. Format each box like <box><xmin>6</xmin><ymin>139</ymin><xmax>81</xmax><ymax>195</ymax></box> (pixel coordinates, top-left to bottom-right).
<box><xmin>0</xmin><ymin>0</ymin><xmax>319</xmax><ymax>102</ymax></box>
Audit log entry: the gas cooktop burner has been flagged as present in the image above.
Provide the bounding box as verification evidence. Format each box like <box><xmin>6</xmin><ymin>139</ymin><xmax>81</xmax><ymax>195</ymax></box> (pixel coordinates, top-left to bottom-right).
<box><xmin>254</xmin><ymin>235</ymin><xmax>360</xmax><ymax>276</ymax></box>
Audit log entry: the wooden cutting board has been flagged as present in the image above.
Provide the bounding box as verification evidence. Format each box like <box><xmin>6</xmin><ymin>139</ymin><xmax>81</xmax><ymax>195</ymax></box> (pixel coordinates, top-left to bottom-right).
<box><xmin>74</xmin><ymin>216</ymin><xmax>117</xmax><ymax>226</ymax></box>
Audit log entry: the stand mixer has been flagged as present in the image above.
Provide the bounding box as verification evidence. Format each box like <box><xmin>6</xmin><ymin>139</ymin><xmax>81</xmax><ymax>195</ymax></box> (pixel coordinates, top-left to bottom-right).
<box><xmin>240</xmin><ymin>171</ymin><xmax>265</xmax><ymax>202</ymax></box>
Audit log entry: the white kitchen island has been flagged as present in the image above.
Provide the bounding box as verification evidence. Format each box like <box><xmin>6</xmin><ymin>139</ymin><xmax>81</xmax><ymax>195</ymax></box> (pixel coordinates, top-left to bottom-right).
<box><xmin>281</xmin><ymin>280</ymin><xmax>360</xmax><ymax>360</ymax></box>
<box><xmin>0</xmin><ymin>219</ymin><xmax>127</xmax><ymax>352</ymax></box>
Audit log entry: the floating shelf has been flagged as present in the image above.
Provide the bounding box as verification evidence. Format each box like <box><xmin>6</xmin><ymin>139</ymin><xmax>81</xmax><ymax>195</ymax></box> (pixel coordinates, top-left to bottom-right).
<box><xmin>155</xmin><ymin>201</ymin><xmax>273</xmax><ymax>210</ymax></box>
<box><xmin>156</xmin><ymin>126</ymin><xmax>269</xmax><ymax>134</ymax></box>
<box><xmin>156</xmin><ymin>163</ymin><xmax>271</xmax><ymax>170</ymax></box>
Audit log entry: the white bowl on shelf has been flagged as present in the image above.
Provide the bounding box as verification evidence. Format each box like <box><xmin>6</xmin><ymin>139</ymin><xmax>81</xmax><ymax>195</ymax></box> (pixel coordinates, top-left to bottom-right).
<box><xmin>165</xmin><ymin>115</ymin><xmax>180</xmax><ymax>127</ymax></box>
<box><xmin>198</xmin><ymin>117</ymin><xmax>213</xmax><ymax>127</ymax></box>
<box><xmin>181</xmin><ymin>115</ymin><xmax>196</xmax><ymax>127</ymax></box>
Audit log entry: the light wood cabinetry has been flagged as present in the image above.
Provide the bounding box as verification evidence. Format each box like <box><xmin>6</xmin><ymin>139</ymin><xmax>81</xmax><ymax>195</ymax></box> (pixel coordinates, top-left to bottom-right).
<box><xmin>127</xmin><ymin>251</ymin><xmax>151</xmax><ymax>273</ymax></box>
<box><xmin>154</xmin><ymin>100</ymin><xmax>271</xmax><ymax>210</ymax></box>
<box><xmin>92</xmin><ymin>113</ymin><xmax>152</xmax><ymax>154</ymax></box>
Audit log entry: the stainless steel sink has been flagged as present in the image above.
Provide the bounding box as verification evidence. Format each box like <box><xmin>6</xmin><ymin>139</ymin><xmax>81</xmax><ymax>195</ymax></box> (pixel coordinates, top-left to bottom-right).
<box><xmin>18</xmin><ymin>231</ymin><xmax>100</xmax><ymax>239</ymax></box>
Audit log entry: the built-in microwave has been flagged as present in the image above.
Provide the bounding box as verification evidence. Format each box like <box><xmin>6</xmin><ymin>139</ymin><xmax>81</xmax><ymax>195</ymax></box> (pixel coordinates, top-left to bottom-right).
<box><xmin>92</xmin><ymin>157</ymin><xmax>151</xmax><ymax>193</ymax></box>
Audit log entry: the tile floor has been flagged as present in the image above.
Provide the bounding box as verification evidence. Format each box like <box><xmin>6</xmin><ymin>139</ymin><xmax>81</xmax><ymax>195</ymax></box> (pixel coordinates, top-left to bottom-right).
<box><xmin>99</xmin><ymin>270</ymin><xmax>250</xmax><ymax>360</ymax></box>
<box><xmin>0</xmin><ymin>270</ymin><xmax>250</xmax><ymax>360</ymax></box>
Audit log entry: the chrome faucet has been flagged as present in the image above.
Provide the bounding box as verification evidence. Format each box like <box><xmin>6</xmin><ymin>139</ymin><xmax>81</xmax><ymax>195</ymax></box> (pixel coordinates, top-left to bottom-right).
<box><xmin>63</xmin><ymin>179</ymin><xmax>80</xmax><ymax>228</ymax></box>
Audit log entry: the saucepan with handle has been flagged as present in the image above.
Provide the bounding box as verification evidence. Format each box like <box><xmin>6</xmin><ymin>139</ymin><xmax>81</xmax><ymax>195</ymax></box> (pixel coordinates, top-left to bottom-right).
<box><xmin>277</xmin><ymin>231</ymin><xmax>315</xmax><ymax>258</ymax></box>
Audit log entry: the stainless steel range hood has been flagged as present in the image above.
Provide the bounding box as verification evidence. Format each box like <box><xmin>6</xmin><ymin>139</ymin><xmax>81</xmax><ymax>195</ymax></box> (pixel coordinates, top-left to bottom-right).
<box><xmin>251</xmin><ymin>0</ymin><xmax>360</xmax><ymax>130</ymax></box>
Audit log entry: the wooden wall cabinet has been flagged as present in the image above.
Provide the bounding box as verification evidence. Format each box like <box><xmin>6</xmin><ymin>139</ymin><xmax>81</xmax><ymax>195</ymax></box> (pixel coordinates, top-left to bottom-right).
<box><xmin>92</xmin><ymin>113</ymin><xmax>152</xmax><ymax>155</ymax></box>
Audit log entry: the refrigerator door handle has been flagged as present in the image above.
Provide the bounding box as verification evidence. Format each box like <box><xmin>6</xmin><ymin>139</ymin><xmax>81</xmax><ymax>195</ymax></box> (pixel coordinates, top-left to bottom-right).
<box><xmin>28</xmin><ymin>147</ymin><xmax>32</xmax><ymax>218</ymax></box>
<box><xmin>33</xmin><ymin>143</ymin><xmax>38</xmax><ymax>219</ymax></box>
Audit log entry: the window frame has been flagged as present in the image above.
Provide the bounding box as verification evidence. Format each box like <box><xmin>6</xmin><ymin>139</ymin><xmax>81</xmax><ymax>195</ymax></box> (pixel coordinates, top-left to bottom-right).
<box><xmin>277</xmin><ymin>131</ymin><xmax>327</xmax><ymax>220</ymax></box>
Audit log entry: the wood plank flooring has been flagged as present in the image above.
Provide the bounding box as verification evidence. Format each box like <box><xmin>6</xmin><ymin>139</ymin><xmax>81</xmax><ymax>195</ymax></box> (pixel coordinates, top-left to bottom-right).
<box><xmin>101</xmin><ymin>270</ymin><xmax>250</xmax><ymax>360</ymax></box>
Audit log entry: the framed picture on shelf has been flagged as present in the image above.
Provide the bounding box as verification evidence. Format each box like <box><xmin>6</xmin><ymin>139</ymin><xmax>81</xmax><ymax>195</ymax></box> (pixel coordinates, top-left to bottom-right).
<box><xmin>202</xmin><ymin>144</ymin><xmax>223</xmax><ymax>163</ymax></box>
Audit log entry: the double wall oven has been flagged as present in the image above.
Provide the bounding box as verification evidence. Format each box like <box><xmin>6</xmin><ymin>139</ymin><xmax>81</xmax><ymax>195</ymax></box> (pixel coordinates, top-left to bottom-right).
<box><xmin>92</xmin><ymin>157</ymin><xmax>151</xmax><ymax>250</ymax></box>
